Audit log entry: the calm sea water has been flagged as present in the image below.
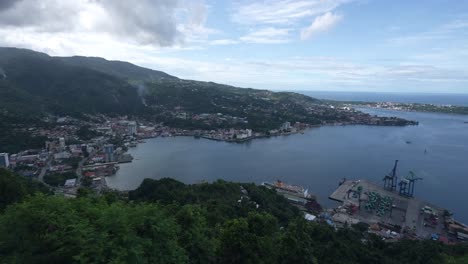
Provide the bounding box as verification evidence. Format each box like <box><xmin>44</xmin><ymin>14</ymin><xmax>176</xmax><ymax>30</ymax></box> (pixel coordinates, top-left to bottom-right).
<box><xmin>300</xmin><ymin>91</ymin><xmax>468</xmax><ymax>106</ymax></box>
<box><xmin>107</xmin><ymin>108</ymin><xmax>468</xmax><ymax>222</ymax></box>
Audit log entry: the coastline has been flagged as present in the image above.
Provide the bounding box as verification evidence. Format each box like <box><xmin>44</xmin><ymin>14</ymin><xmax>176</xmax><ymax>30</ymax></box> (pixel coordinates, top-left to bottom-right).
<box><xmin>105</xmin><ymin>109</ymin><xmax>468</xmax><ymax>224</ymax></box>
<box><xmin>352</xmin><ymin>104</ymin><xmax>468</xmax><ymax>116</ymax></box>
<box><xmin>136</xmin><ymin>120</ymin><xmax>419</xmax><ymax>145</ymax></box>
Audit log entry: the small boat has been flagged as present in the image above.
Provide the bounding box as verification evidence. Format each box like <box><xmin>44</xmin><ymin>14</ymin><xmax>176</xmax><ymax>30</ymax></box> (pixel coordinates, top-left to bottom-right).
<box><xmin>406</xmin><ymin>141</ymin><xmax>412</xmax><ymax>144</ymax></box>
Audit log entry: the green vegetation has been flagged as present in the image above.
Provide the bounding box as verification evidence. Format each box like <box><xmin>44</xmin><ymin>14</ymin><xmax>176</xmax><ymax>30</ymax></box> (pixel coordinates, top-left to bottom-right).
<box><xmin>44</xmin><ymin>171</ymin><xmax>77</xmax><ymax>186</ymax></box>
<box><xmin>0</xmin><ymin>47</ymin><xmax>462</xmax><ymax>263</ymax></box>
<box><xmin>0</xmin><ymin>168</ymin><xmax>50</xmax><ymax>210</ymax></box>
<box><xmin>0</xmin><ymin>170</ymin><xmax>467</xmax><ymax>263</ymax></box>
<box><xmin>81</xmin><ymin>175</ymin><xmax>93</xmax><ymax>187</ymax></box>
<box><xmin>0</xmin><ymin>111</ymin><xmax>47</xmax><ymax>153</ymax></box>
<box><xmin>0</xmin><ymin>47</ymin><xmax>355</xmax><ymax>134</ymax></box>
<box><xmin>146</xmin><ymin>80</ymin><xmax>323</xmax><ymax>131</ymax></box>
<box><xmin>0</xmin><ymin>47</ymin><xmax>144</xmax><ymax>118</ymax></box>
<box><xmin>0</xmin><ymin>47</ymin><xmax>416</xmax><ymax>143</ymax></box>
<box><xmin>129</xmin><ymin>178</ymin><xmax>299</xmax><ymax>225</ymax></box>
<box><xmin>76</xmin><ymin>125</ymin><xmax>102</xmax><ymax>141</ymax></box>
<box><xmin>407</xmin><ymin>104</ymin><xmax>468</xmax><ymax>115</ymax></box>
<box><xmin>58</xmin><ymin>55</ymin><xmax>177</xmax><ymax>82</ymax></box>
<box><xmin>334</xmin><ymin>100</ymin><xmax>468</xmax><ymax>116</ymax></box>
<box><xmin>57</xmin><ymin>157</ymin><xmax>82</xmax><ymax>169</ymax></box>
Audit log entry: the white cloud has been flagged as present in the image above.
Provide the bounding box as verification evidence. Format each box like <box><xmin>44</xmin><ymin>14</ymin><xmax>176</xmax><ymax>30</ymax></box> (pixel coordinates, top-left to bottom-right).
<box><xmin>210</xmin><ymin>39</ymin><xmax>240</xmax><ymax>45</ymax></box>
<box><xmin>0</xmin><ymin>0</ymin><xmax>214</xmax><ymax>47</ymax></box>
<box><xmin>231</xmin><ymin>0</ymin><xmax>351</xmax><ymax>43</ymax></box>
<box><xmin>1</xmin><ymin>24</ymin><xmax>466</xmax><ymax>93</ymax></box>
<box><xmin>387</xmin><ymin>19</ymin><xmax>468</xmax><ymax>46</ymax></box>
<box><xmin>240</xmin><ymin>27</ymin><xmax>291</xmax><ymax>44</ymax></box>
<box><xmin>231</xmin><ymin>0</ymin><xmax>350</xmax><ymax>25</ymax></box>
<box><xmin>300</xmin><ymin>12</ymin><xmax>342</xmax><ymax>39</ymax></box>
<box><xmin>133</xmin><ymin>55</ymin><xmax>468</xmax><ymax>92</ymax></box>
<box><xmin>1</xmin><ymin>0</ymin><xmax>466</xmax><ymax>93</ymax></box>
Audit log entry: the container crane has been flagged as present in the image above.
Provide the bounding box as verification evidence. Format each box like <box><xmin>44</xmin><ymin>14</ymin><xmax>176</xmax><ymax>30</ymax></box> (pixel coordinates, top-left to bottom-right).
<box><xmin>383</xmin><ymin>160</ymin><xmax>399</xmax><ymax>192</ymax></box>
<box><xmin>399</xmin><ymin>171</ymin><xmax>422</xmax><ymax>197</ymax></box>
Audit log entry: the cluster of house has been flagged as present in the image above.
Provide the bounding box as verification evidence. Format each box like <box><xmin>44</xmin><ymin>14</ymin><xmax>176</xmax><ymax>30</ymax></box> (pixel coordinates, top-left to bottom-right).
<box><xmin>202</xmin><ymin>128</ymin><xmax>254</xmax><ymax>141</ymax></box>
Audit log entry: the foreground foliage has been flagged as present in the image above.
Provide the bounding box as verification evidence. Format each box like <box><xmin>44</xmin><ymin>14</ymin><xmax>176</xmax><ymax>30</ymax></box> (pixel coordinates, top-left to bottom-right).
<box><xmin>0</xmin><ymin>170</ymin><xmax>467</xmax><ymax>263</ymax></box>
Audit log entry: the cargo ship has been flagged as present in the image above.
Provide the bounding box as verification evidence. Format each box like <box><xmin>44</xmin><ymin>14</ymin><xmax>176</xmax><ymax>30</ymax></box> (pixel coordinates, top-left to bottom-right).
<box><xmin>262</xmin><ymin>180</ymin><xmax>322</xmax><ymax>213</ymax></box>
<box><xmin>262</xmin><ymin>180</ymin><xmax>315</xmax><ymax>200</ymax></box>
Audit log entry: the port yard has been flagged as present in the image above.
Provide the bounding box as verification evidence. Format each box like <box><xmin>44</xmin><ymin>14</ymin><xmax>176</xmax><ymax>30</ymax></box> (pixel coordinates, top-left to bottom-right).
<box><xmin>262</xmin><ymin>175</ymin><xmax>467</xmax><ymax>243</ymax></box>
<box><xmin>329</xmin><ymin>179</ymin><xmax>448</xmax><ymax>240</ymax></box>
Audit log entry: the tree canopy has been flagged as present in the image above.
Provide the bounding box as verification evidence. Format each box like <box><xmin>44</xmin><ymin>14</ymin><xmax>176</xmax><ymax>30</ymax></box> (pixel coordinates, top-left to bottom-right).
<box><xmin>0</xmin><ymin>171</ymin><xmax>467</xmax><ymax>263</ymax></box>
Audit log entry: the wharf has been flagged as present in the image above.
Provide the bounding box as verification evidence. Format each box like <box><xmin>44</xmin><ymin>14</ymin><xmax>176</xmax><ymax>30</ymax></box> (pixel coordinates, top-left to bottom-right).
<box><xmin>329</xmin><ymin>179</ymin><xmax>446</xmax><ymax>239</ymax></box>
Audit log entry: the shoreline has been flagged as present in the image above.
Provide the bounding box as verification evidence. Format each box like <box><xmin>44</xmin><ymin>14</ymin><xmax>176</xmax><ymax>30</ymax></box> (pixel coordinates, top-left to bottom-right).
<box><xmin>104</xmin><ymin>110</ymin><xmax>468</xmax><ymax>225</ymax></box>
<box><xmin>137</xmin><ymin>121</ymin><xmax>419</xmax><ymax>144</ymax></box>
<box><xmin>353</xmin><ymin>104</ymin><xmax>468</xmax><ymax>117</ymax></box>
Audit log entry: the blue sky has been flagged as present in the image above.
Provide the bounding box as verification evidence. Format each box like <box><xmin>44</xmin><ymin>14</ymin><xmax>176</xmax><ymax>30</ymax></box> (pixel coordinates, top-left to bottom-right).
<box><xmin>0</xmin><ymin>0</ymin><xmax>467</xmax><ymax>93</ymax></box>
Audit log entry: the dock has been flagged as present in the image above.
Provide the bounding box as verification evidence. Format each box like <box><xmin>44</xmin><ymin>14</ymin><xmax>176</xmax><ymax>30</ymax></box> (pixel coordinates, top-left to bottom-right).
<box><xmin>329</xmin><ymin>179</ymin><xmax>447</xmax><ymax>239</ymax></box>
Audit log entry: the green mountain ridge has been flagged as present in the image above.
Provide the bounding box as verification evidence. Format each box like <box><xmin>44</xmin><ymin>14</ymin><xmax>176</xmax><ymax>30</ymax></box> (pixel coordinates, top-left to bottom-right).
<box><xmin>0</xmin><ymin>47</ymin><xmax>416</xmax><ymax>153</ymax></box>
<box><xmin>0</xmin><ymin>47</ymin><xmax>333</xmax><ymax>133</ymax></box>
<box><xmin>0</xmin><ymin>47</ymin><xmax>322</xmax><ymax>119</ymax></box>
<box><xmin>57</xmin><ymin>55</ymin><xmax>177</xmax><ymax>82</ymax></box>
<box><xmin>0</xmin><ymin>47</ymin><xmax>145</xmax><ymax>117</ymax></box>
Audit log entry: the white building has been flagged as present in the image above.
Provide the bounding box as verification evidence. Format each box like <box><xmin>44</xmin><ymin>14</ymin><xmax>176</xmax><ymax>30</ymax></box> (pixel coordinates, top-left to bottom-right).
<box><xmin>281</xmin><ymin>122</ymin><xmax>291</xmax><ymax>131</ymax></box>
<box><xmin>127</xmin><ymin>122</ymin><xmax>137</xmax><ymax>136</ymax></box>
<box><xmin>54</xmin><ymin>151</ymin><xmax>71</xmax><ymax>160</ymax></box>
<box><xmin>64</xmin><ymin>178</ymin><xmax>77</xmax><ymax>188</ymax></box>
<box><xmin>104</xmin><ymin>144</ymin><xmax>115</xmax><ymax>162</ymax></box>
<box><xmin>59</xmin><ymin>137</ymin><xmax>66</xmax><ymax>150</ymax></box>
<box><xmin>0</xmin><ymin>153</ymin><xmax>9</xmax><ymax>168</ymax></box>
<box><xmin>237</xmin><ymin>133</ymin><xmax>248</xmax><ymax>139</ymax></box>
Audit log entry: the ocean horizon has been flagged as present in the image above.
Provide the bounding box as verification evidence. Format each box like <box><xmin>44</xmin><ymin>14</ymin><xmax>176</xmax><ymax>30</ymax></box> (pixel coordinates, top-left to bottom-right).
<box><xmin>294</xmin><ymin>91</ymin><xmax>468</xmax><ymax>106</ymax></box>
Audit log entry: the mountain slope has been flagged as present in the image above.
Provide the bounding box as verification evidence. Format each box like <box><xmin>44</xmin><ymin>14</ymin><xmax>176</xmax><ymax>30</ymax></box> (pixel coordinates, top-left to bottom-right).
<box><xmin>145</xmin><ymin>79</ymin><xmax>325</xmax><ymax>131</ymax></box>
<box><xmin>58</xmin><ymin>56</ymin><xmax>177</xmax><ymax>82</ymax></box>
<box><xmin>0</xmin><ymin>47</ymin><xmax>325</xmax><ymax>128</ymax></box>
<box><xmin>0</xmin><ymin>47</ymin><xmax>144</xmax><ymax>117</ymax></box>
<box><xmin>0</xmin><ymin>47</ymin><xmax>415</xmax><ymax>135</ymax></box>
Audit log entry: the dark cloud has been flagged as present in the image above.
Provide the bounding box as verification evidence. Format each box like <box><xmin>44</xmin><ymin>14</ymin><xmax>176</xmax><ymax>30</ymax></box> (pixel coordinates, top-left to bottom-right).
<box><xmin>0</xmin><ymin>1</ymin><xmax>78</xmax><ymax>31</ymax></box>
<box><xmin>97</xmin><ymin>0</ymin><xmax>182</xmax><ymax>46</ymax></box>
<box><xmin>0</xmin><ymin>0</ymin><xmax>208</xmax><ymax>46</ymax></box>
<box><xmin>0</xmin><ymin>0</ymin><xmax>18</xmax><ymax>10</ymax></box>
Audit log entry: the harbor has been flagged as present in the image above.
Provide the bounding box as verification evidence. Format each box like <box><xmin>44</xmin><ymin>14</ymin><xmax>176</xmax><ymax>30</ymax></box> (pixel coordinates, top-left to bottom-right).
<box><xmin>326</xmin><ymin>161</ymin><xmax>468</xmax><ymax>242</ymax></box>
<box><xmin>260</xmin><ymin>160</ymin><xmax>468</xmax><ymax>243</ymax></box>
<box><xmin>107</xmin><ymin>109</ymin><xmax>468</xmax><ymax>225</ymax></box>
<box><xmin>329</xmin><ymin>179</ymin><xmax>446</xmax><ymax>238</ymax></box>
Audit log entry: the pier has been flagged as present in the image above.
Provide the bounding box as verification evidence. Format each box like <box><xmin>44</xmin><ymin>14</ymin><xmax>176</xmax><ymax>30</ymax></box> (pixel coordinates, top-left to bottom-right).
<box><xmin>329</xmin><ymin>179</ymin><xmax>448</xmax><ymax>240</ymax></box>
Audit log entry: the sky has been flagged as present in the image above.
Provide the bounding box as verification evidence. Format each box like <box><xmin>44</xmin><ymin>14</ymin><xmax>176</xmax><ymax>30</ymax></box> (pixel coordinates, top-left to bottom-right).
<box><xmin>0</xmin><ymin>0</ymin><xmax>467</xmax><ymax>93</ymax></box>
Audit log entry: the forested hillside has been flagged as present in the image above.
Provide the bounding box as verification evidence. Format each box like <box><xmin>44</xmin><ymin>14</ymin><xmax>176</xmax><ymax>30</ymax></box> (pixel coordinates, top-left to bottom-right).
<box><xmin>0</xmin><ymin>47</ymin><xmax>144</xmax><ymax>117</ymax></box>
<box><xmin>58</xmin><ymin>56</ymin><xmax>177</xmax><ymax>83</ymax></box>
<box><xmin>0</xmin><ymin>47</ymin><xmax>417</xmax><ymax>153</ymax></box>
<box><xmin>1</xmin><ymin>169</ymin><xmax>467</xmax><ymax>264</ymax></box>
<box><xmin>145</xmin><ymin>80</ymin><xmax>326</xmax><ymax>131</ymax></box>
